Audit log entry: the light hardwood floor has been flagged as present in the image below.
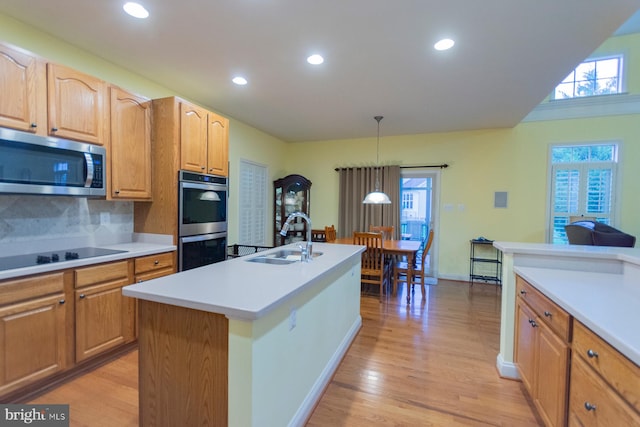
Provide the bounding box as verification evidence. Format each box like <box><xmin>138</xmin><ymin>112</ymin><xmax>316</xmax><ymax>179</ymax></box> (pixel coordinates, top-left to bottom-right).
<box><xmin>29</xmin><ymin>280</ymin><xmax>542</xmax><ymax>426</ymax></box>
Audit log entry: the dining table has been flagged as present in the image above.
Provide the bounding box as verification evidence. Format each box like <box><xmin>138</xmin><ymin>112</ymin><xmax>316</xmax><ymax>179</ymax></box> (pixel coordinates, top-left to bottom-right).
<box><xmin>331</xmin><ymin>236</ymin><xmax>422</xmax><ymax>302</ymax></box>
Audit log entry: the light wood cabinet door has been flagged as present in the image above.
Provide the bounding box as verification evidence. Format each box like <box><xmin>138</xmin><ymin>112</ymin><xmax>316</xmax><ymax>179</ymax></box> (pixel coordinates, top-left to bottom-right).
<box><xmin>47</xmin><ymin>63</ymin><xmax>107</xmax><ymax>145</ymax></box>
<box><xmin>515</xmin><ymin>299</ymin><xmax>537</xmax><ymax>393</ymax></box>
<box><xmin>180</xmin><ymin>101</ymin><xmax>208</xmax><ymax>172</ymax></box>
<box><xmin>109</xmin><ymin>86</ymin><xmax>152</xmax><ymax>199</ymax></box>
<box><xmin>0</xmin><ymin>43</ymin><xmax>46</xmax><ymax>134</ymax></box>
<box><xmin>536</xmin><ymin>320</ymin><xmax>570</xmax><ymax>427</ymax></box>
<box><xmin>0</xmin><ymin>293</ymin><xmax>66</xmax><ymax>396</ymax></box>
<box><xmin>515</xmin><ymin>277</ymin><xmax>571</xmax><ymax>427</ymax></box>
<box><xmin>75</xmin><ymin>261</ymin><xmax>134</xmax><ymax>362</ymax></box>
<box><xmin>206</xmin><ymin>112</ymin><xmax>229</xmax><ymax>176</ymax></box>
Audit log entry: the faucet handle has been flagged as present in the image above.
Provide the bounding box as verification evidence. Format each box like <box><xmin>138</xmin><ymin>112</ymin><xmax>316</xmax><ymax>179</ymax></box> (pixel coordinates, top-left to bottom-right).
<box><xmin>298</xmin><ymin>244</ymin><xmax>309</xmax><ymax>262</ymax></box>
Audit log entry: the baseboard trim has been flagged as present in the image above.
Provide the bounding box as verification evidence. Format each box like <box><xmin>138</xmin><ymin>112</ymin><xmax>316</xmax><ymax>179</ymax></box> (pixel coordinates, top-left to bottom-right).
<box><xmin>496</xmin><ymin>353</ymin><xmax>520</xmax><ymax>380</ymax></box>
<box><xmin>290</xmin><ymin>315</ymin><xmax>362</xmax><ymax>427</ymax></box>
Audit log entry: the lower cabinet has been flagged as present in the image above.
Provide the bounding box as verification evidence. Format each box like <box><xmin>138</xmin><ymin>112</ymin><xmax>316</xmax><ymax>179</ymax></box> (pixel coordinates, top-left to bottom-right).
<box><xmin>134</xmin><ymin>251</ymin><xmax>176</xmax><ymax>283</ymax></box>
<box><xmin>515</xmin><ymin>275</ymin><xmax>640</xmax><ymax>426</ymax></box>
<box><xmin>514</xmin><ymin>275</ymin><xmax>570</xmax><ymax>427</ymax></box>
<box><xmin>0</xmin><ymin>272</ymin><xmax>67</xmax><ymax>397</ymax></box>
<box><xmin>0</xmin><ymin>250</ymin><xmax>176</xmax><ymax>399</ymax></box>
<box><xmin>568</xmin><ymin>321</ymin><xmax>639</xmax><ymax>426</ymax></box>
<box><xmin>74</xmin><ymin>261</ymin><xmax>135</xmax><ymax>362</ymax></box>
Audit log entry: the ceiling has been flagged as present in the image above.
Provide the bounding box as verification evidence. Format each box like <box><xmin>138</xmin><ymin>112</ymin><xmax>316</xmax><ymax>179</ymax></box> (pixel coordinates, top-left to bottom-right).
<box><xmin>1</xmin><ymin>1</ymin><xmax>639</xmax><ymax>142</ymax></box>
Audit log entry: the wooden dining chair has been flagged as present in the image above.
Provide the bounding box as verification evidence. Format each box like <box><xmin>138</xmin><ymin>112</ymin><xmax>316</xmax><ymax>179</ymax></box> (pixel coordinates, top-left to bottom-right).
<box><xmin>369</xmin><ymin>225</ymin><xmax>395</xmax><ymax>240</ymax></box>
<box><xmin>393</xmin><ymin>229</ymin><xmax>434</xmax><ymax>298</ymax></box>
<box><xmin>311</xmin><ymin>229</ymin><xmax>327</xmax><ymax>242</ymax></box>
<box><xmin>370</xmin><ymin>225</ymin><xmax>396</xmax><ymax>282</ymax></box>
<box><xmin>353</xmin><ymin>231</ymin><xmax>386</xmax><ymax>302</ymax></box>
<box><xmin>324</xmin><ymin>225</ymin><xmax>337</xmax><ymax>242</ymax></box>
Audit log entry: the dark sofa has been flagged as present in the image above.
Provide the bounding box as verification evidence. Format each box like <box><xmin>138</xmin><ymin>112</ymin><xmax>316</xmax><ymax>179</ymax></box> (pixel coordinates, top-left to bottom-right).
<box><xmin>564</xmin><ymin>221</ymin><xmax>636</xmax><ymax>247</ymax></box>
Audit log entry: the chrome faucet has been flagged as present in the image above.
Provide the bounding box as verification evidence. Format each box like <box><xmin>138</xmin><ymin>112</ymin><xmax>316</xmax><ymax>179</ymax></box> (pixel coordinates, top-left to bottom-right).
<box><xmin>279</xmin><ymin>211</ymin><xmax>313</xmax><ymax>261</ymax></box>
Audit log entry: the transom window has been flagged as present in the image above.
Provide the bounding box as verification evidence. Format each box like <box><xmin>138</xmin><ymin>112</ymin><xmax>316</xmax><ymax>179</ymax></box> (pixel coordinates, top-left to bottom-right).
<box><xmin>549</xmin><ymin>143</ymin><xmax>618</xmax><ymax>244</ymax></box>
<box><xmin>552</xmin><ymin>55</ymin><xmax>623</xmax><ymax>100</ymax></box>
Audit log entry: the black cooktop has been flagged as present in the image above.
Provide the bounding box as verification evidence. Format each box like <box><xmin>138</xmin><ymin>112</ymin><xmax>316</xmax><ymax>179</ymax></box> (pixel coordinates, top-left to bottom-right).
<box><xmin>0</xmin><ymin>247</ymin><xmax>128</xmax><ymax>271</ymax></box>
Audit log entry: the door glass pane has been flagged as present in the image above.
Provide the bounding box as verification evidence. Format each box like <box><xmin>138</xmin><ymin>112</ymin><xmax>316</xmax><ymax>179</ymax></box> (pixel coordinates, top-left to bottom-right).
<box><xmin>400</xmin><ymin>177</ymin><xmax>432</xmax><ymax>242</ymax></box>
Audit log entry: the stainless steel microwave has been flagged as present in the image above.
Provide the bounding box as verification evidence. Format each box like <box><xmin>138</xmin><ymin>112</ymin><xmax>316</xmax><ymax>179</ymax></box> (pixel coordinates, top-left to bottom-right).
<box><xmin>0</xmin><ymin>128</ymin><xmax>106</xmax><ymax>197</ymax></box>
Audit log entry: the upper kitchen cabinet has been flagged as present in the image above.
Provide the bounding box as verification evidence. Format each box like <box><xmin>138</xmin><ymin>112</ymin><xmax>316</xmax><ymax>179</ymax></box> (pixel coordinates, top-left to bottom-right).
<box><xmin>0</xmin><ymin>42</ymin><xmax>46</xmax><ymax>134</ymax></box>
<box><xmin>47</xmin><ymin>63</ymin><xmax>108</xmax><ymax>145</ymax></box>
<box><xmin>109</xmin><ymin>86</ymin><xmax>152</xmax><ymax>200</ymax></box>
<box><xmin>179</xmin><ymin>99</ymin><xmax>229</xmax><ymax>176</ymax></box>
<box><xmin>207</xmin><ymin>112</ymin><xmax>229</xmax><ymax>176</ymax></box>
<box><xmin>180</xmin><ymin>101</ymin><xmax>209</xmax><ymax>173</ymax></box>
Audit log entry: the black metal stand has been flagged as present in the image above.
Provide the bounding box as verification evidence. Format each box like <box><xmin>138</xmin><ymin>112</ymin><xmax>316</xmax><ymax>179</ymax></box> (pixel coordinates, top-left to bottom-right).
<box><xmin>469</xmin><ymin>239</ymin><xmax>502</xmax><ymax>286</ymax></box>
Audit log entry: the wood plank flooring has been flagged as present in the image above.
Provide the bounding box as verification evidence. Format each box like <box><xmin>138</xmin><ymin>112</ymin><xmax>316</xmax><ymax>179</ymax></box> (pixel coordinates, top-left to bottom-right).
<box><xmin>28</xmin><ymin>280</ymin><xmax>542</xmax><ymax>426</ymax></box>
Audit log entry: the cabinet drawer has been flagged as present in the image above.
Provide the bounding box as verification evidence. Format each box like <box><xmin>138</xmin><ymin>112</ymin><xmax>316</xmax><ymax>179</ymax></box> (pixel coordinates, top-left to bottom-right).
<box><xmin>516</xmin><ymin>276</ymin><xmax>571</xmax><ymax>342</ymax></box>
<box><xmin>0</xmin><ymin>272</ymin><xmax>65</xmax><ymax>306</ymax></box>
<box><xmin>135</xmin><ymin>252</ymin><xmax>174</xmax><ymax>275</ymax></box>
<box><xmin>135</xmin><ymin>269</ymin><xmax>173</xmax><ymax>283</ymax></box>
<box><xmin>569</xmin><ymin>354</ymin><xmax>640</xmax><ymax>426</ymax></box>
<box><xmin>75</xmin><ymin>261</ymin><xmax>129</xmax><ymax>288</ymax></box>
<box><xmin>573</xmin><ymin>320</ymin><xmax>639</xmax><ymax>413</ymax></box>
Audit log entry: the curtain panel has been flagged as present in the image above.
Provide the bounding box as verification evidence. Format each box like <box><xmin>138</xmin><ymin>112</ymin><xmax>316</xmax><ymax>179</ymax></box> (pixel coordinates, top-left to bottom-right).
<box><xmin>338</xmin><ymin>165</ymin><xmax>400</xmax><ymax>239</ymax></box>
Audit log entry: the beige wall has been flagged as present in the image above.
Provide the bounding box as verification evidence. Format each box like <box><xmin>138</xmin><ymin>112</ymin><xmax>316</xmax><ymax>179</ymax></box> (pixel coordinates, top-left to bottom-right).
<box><xmin>2</xmin><ymin>13</ymin><xmax>639</xmax><ymax>280</ymax></box>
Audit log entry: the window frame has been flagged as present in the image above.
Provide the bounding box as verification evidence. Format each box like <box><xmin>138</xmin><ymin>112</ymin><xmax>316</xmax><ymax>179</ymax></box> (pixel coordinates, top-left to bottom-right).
<box><xmin>546</xmin><ymin>141</ymin><xmax>622</xmax><ymax>244</ymax></box>
<box><xmin>551</xmin><ymin>54</ymin><xmax>626</xmax><ymax>101</ymax></box>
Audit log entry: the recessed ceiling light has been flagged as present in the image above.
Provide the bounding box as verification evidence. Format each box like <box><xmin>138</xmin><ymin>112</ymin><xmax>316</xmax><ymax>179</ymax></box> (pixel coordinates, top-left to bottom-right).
<box><xmin>232</xmin><ymin>76</ymin><xmax>248</xmax><ymax>85</ymax></box>
<box><xmin>307</xmin><ymin>54</ymin><xmax>324</xmax><ymax>65</ymax></box>
<box><xmin>434</xmin><ymin>38</ymin><xmax>455</xmax><ymax>51</ymax></box>
<box><xmin>123</xmin><ymin>2</ymin><xmax>149</xmax><ymax>19</ymax></box>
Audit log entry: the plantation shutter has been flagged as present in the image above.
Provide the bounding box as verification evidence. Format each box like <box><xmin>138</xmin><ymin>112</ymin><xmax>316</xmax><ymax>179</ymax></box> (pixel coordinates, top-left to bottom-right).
<box><xmin>550</xmin><ymin>162</ymin><xmax>615</xmax><ymax>243</ymax></box>
<box><xmin>239</xmin><ymin>160</ymin><xmax>267</xmax><ymax>245</ymax></box>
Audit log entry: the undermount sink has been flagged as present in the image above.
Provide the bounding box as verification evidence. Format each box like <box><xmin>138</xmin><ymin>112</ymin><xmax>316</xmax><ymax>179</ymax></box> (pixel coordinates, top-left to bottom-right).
<box><xmin>245</xmin><ymin>249</ymin><xmax>323</xmax><ymax>265</ymax></box>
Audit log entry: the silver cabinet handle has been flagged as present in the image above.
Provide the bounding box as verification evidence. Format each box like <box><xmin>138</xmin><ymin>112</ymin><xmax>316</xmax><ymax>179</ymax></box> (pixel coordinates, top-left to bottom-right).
<box><xmin>544</xmin><ymin>311</ymin><xmax>551</xmax><ymax>317</ymax></box>
<box><xmin>59</xmin><ymin>299</ymin><xmax>65</xmax><ymax>304</ymax></box>
<box><xmin>154</xmin><ymin>260</ymin><xmax>159</xmax><ymax>265</ymax></box>
<box><xmin>79</xmin><ymin>294</ymin><xmax>86</xmax><ymax>299</ymax></box>
<box><xmin>520</xmin><ymin>289</ymin><xmax>527</xmax><ymax>295</ymax></box>
<box><xmin>584</xmin><ymin>402</ymin><xmax>596</xmax><ymax>411</ymax></box>
<box><xmin>587</xmin><ymin>349</ymin><xmax>599</xmax><ymax>358</ymax></box>
<box><xmin>30</xmin><ymin>123</ymin><xmax>37</xmax><ymax>128</ymax></box>
<box><xmin>51</xmin><ymin>127</ymin><xmax>58</xmax><ymax>132</ymax></box>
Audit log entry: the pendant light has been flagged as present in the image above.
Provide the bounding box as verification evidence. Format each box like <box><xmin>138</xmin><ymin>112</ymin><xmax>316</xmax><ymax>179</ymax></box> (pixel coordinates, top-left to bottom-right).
<box><xmin>363</xmin><ymin>116</ymin><xmax>392</xmax><ymax>204</ymax></box>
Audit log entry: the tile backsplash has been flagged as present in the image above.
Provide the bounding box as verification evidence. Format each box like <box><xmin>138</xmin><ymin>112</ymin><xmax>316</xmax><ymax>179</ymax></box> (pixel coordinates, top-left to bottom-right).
<box><xmin>0</xmin><ymin>195</ymin><xmax>133</xmax><ymax>245</ymax></box>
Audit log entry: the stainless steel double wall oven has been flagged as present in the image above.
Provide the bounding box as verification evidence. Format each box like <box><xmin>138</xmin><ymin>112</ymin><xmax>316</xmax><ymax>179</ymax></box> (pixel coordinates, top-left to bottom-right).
<box><xmin>178</xmin><ymin>170</ymin><xmax>228</xmax><ymax>271</ymax></box>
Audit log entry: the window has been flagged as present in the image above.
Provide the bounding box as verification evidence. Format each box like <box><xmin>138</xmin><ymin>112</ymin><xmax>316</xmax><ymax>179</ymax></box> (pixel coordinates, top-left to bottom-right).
<box><xmin>238</xmin><ymin>159</ymin><xmax>268</xmax><ymax>245</ymax></box>
<box><xmin>549</xmin><ymin>143</ymin><xmax>618</xmax><ymax>244</ymax></box>
<box><xmin>402</xmin><ymin>193</ymin><xmax>413</xmax><ymax>210</ymax></box>
<box><xmin>552</xmin><ymin>55</ymin><xmax>623</xmax><ymax>100</ymax></box>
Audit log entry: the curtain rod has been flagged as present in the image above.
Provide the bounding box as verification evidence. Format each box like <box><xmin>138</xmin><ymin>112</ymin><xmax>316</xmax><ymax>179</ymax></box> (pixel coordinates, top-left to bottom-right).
<box><xmin>334</xmin><ymin>164</ymin><xmax>448</xmax><ymax>171</ymax></box>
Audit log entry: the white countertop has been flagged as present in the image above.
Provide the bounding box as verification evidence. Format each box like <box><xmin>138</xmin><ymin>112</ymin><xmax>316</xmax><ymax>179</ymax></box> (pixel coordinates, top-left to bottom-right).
<box><xmin>122</xmin><ymin>242</ymin><xmax>365</xmax><ymax>321</ymax></box>
<box><xmin>0</xmin><ymin>236</ymin><xmax>176</xmax><ymax>280</ymax></box>
<box><xmin>514</xmin><ymin>265</ymin><xmax>640</xmax><ymax>366</ymax></box>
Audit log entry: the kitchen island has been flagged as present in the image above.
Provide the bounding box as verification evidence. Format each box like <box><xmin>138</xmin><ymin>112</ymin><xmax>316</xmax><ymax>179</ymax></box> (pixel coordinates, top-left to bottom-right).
<box><xmin>493</xmin><ymin>241</ymin><xmax>640</xmax><ymax>378</ymax></box>
<box><xmin>122</xmin><ymin>242</ymin><xmax>365</xmax><ymax>427</ymax></box>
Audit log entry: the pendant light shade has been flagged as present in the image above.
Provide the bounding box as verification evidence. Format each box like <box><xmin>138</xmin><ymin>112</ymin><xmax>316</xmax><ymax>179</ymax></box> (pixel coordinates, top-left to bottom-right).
<box><xmin>363</xmin><ymin>116</ymin><xmax>392</xmax><ymax>204</ymax></box>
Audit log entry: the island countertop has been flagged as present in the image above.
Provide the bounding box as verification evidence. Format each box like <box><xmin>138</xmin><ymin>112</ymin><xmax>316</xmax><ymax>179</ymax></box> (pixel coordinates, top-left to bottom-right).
<box><xmin>122</xmin><ymin>242</ymin><xmax>365</xmax><ymax>321</ymax></box>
